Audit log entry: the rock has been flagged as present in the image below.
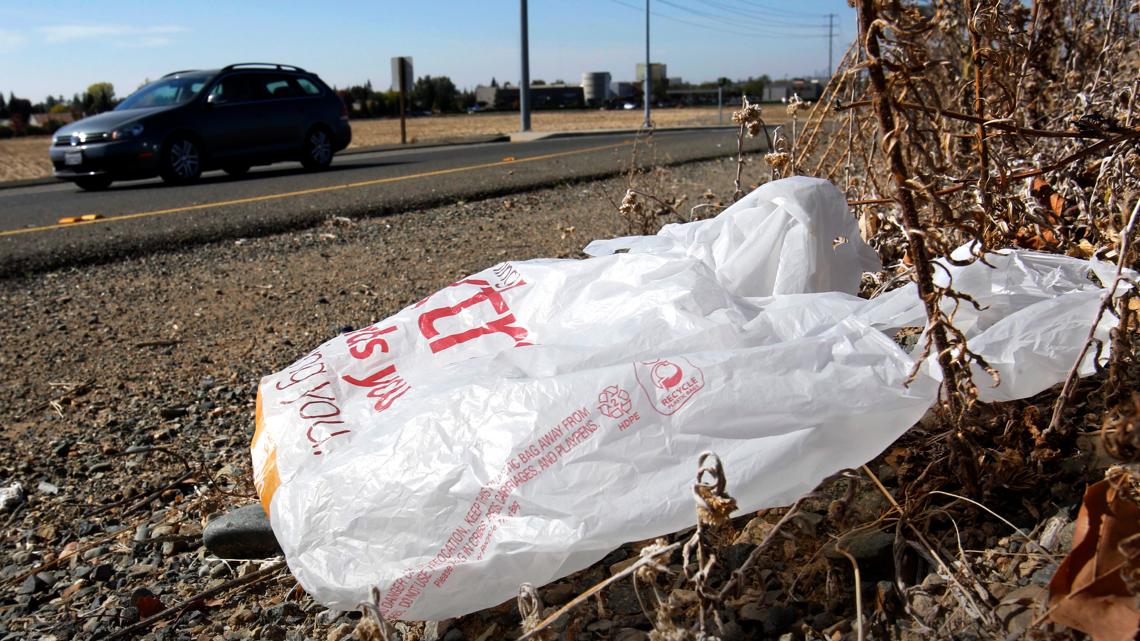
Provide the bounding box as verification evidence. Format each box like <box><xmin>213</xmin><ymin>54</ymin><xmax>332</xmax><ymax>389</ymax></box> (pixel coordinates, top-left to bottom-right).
<box><xmin>37</xmin><ymin>481</ymin><xmax>59</xmax><ymax>495</ymax></box>
<box><xmin>91</xmin><ymin>563</ymin><xmax>115</xmax><ymax>582</ymax></box>
<box><xmin>203</xmin><ymin>503</ymin><xmax>282</xmax><ymax>559</ymax></box>
<box><xmin>542</xmin><ymin>582</ymin><xmax>577</xmax><ymax>606</ymax></box>
<box><xmin>17</xmin><ymin>574</ymin><xmax>47</xmax><ymax>595</ymax></box>
<box><xmin>614</xmin><ymin>629</ymin><xmax>648</xmax><ymax>641</ymax></box>
<box><xmin>740</xmin><ymin>602</ymin><xmax>765</xmax><ymax>621</ymax></box>
<box><xmin>823</xmin><ymin>530</ymin><xmax>895</xmax><ymax>562</ymax></box>
<box><xmin>259</xmin><ymin>624</ymin><xmax>287</xmax><ymax>640</ymax></box>
<box><xmin>734</xmin><ymin>516</ymin><xmax>775</xmax><ymax>545</ymax></box>
<box><xmin>996</xmin><ymin>584</ymin><xmax>1044</xmax><ymax>637</ymax></box>
<box><xmin>264</xmin><ymin>602</ymin><xmax>305</xmax><ymax>625</ymax></box>
<box><xmin>326</xmin><ymin>622</ymin><xmax>354</xmax><ymax>641</ymax></box>
<box><xmin>160</xmin><ymin>406</ymin><xmax>189</xmax><ymax>420</ymax></box>
<box><xmin>442</xmin><ymin>628</ymin><xmax>464</xmax><ymax>641</ymax></box>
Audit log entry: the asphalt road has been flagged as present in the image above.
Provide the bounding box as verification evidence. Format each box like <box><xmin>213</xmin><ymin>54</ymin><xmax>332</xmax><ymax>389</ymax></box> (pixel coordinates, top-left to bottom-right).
<box><xmin>0</xmin><ymin>128</ymin><xmax>764</xmax><ymax>276</ymax></box>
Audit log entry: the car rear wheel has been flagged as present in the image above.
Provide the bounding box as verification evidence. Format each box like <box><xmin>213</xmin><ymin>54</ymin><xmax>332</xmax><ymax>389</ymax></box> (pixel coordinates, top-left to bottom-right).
<box><xmin>301</xmin><ymin>127</ymin><xmax>333</xmax><ymax>170</ymax></box>
<box><xmin>75</xmin><ymin>176</ymin><xmax>113</xmax><ymax>191</ymax></box>
<box><xmin>224</xmin><ymin>165</ymin><xmax>250</xmax><ymax>177</ymax></box>
<box><xmin>160</xmin><ymin>136</ymin><xmax>202</xmax><ymax>184</ymax></box>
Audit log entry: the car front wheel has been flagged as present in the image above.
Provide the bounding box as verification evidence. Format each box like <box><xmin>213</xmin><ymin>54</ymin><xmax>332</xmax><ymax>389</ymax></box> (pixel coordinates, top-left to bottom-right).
<box><xmin>301</xmin><ymin>127</ymin><xmax>333</xmax><ymax>170</ymax></box>
<box><xmin>160</xmin><ymin>136</ymin><xmax>202</xmax><ymax>184</ymax></box>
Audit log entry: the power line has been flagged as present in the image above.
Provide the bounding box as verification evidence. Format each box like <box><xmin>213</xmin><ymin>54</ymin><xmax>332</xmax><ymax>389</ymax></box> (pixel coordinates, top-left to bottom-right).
<box><xmin>715</xmin><ymin>0</ymin><xmax>826</xmax><ymax>19</ymax></box>
<box><xmin>693</xmin><ymin>0</ymin><xmax>829</xmax><ymax>28</ymax></box>
<box><xmin>658</xmin><ymin>0</ymin><xmax>827</xmax><ymax>31</ymax></box>
<box><xmin>608</xmin><ymin>0</ymin><xmax>829</xmax><ymax>39</ymax></box>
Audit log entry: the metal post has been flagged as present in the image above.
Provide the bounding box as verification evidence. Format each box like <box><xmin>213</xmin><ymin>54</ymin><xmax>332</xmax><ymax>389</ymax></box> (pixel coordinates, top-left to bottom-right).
<box><xmin>520</xmin><ymin>0</ymin><xmax>531</xmax><ymax>132</ymax></box>
<box><xmin>643</xmin><ymin>0</ymin><xmax>651</xmax><ymax>128</ymax></box>
<box><xmin>398</xmin><ymin>59</ymin><xmax>407</xmax><ymax>145</ymax></box>
<box><xmin>717</xmin><ymin>85</ymin><xmax>723</xmax><ymax>125</ymax></box>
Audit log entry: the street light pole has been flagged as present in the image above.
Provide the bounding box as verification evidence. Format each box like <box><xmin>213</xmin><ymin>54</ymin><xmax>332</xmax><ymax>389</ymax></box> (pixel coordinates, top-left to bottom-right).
<box><xmin>644</xmin><ymin>0</ymin><xmax>651</xmax><ymax>129</ymax></box>
<box><xmin>520</xmin><ymin>0</ymin><xmax>531</xmax><ymax>132</ymax></box>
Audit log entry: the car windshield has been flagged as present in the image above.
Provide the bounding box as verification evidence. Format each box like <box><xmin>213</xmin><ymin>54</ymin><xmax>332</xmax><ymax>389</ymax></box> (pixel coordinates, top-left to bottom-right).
<box><xmin>116</xmin><ymin>75</ymin><xmax>210</xmax><ymax>110</ymax></box>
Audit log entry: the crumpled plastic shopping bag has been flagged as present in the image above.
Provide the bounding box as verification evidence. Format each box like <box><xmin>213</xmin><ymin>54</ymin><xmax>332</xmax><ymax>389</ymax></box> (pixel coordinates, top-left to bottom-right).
<box><xmin>251</xmin><ymin>176</ymin><xmax>1125</xmax><ymax>620</ymax></box>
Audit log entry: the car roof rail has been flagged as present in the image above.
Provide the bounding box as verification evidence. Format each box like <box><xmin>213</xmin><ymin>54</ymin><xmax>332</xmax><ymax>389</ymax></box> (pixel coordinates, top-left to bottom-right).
<box><xmin>161</xmin><ymin>69</ymin><xmax>200</xmax><ymax>78</ymax></box>
<box><xmin>221</xmin><ymin>63</ymin><xmax>307</xmax><ymax>73</ymax></box>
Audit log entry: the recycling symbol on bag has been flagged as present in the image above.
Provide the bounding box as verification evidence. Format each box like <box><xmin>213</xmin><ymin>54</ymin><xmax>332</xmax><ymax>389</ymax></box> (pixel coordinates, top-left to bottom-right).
<box><xmin>597</xmin><ymin>385</ymin><xmax>632</xmax><ymax>419</ymax></box>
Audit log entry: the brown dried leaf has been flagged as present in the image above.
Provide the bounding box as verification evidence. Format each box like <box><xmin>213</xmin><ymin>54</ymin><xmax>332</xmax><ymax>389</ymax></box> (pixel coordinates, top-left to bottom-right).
<box><xmin>1047</xmin><ymin>474</ymin><xmax>1140</xmax><ymax>641</ymax></box>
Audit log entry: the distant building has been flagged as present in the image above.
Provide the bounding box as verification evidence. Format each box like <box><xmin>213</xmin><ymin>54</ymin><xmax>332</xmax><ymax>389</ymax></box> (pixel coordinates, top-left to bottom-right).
<box><xmin>635</xmin><ymin>63</ymin><xmax>667</xmax><ymax>83</ymax></box>
<box><xmin>611</xmin><ymin>82</ymin><xmax>637</xmax><ymax>99</ymax></box>
<box><xmin>761</xmin><ymin>78</ymin><xmax>824</xmax><ymax>102</ymax></box>
<box><xmin>473</xmin><ymin>84</ymin><xmax>586</xmax><ymax>110</ymax></box>
<box><xmin>581</xmin><ymin>72</ymin><xmax>612</xmax><ymax>106</ymax></box>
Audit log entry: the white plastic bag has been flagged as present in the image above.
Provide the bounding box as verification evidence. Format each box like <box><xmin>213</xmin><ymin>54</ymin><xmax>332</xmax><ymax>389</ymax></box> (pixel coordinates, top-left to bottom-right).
<box><xmin>251</xmin><ymin>177</ymin><xmax>1122</xmax><ymax>620</ymax></box>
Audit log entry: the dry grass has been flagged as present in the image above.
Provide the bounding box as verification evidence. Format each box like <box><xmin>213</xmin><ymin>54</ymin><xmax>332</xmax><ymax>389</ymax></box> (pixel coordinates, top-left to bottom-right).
<box><xmin>0</xmin><ymin>106</ymin><xmax>789</xmax><ymax>184</ymax></box>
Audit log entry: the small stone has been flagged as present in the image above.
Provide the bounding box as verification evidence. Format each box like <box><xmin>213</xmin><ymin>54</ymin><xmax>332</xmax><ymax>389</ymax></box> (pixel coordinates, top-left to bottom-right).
<box><xmin>228</xmin><ymin>607</ymin><xmax>257</xmax><ymax>626</ymax></box>
<box><xmin>160</xmin><ymin>406</ymin><xmax>189</xmax><ymax>420</ymax></box>
<box><xmin>91</xmin><ymin>563</ymin><xmax>115</xmax><ymax>582</ymax></box>
<box><xmin>17</xmin><ymin>574</ymin><xmax>47</xmax><ymax>595</ymax></box>
<box><xmin>259</xmin><ymin>624</ymin><xmax>287</xmax><ymax>640</ymax></box>
<box><xmin>733</xmin><ymin>516</ymin><xmax>775</xmax><ymax>545</ymax></box>
<box><xmin>739</xmin><ymin>602</ymin><xmax>765</xmax><ymax>621</ymax></box>
<box><xmin>37</xmin><ymin>481</ymin><xmax>60</xmax><ymax>495</ymax></box>
<box><xmin>542</xmin><ymin>583</ymin><xmax>577</xmax><ymax>606</ymax></box>
<box><xmin>823</xmin><ymin>530</ymin><xmax>894</xmax><ymax>562</ymax></box>
<box><xmin>264</xmin><ymin>602</ymin><xmax>305</xmax><ymax>624</ymax></box>
<box><xmin>134</xmin><ymin>524</ymin><xmax>150</xmax><ymax>543</ymax></box>
<box><xmin>326</xmin><ymin>622</ymin><xmax>354</xmax><ymax>641</ymax></box>
<box><xmin>615</xmin><ymin>629</ymin><xmax>648</xmax><ymax>641</ymax></box>
<box><xmin>203</xmin><ymin>504</ymin><xmax>281</xmax><ymax>559</ymax></box>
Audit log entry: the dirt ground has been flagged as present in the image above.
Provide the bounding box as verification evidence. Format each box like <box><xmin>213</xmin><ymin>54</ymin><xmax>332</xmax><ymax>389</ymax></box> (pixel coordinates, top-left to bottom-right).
<box><xmin>0</xmin><ymin>106</ymin><xmax>792</xmax><ymax>184</ymax></box>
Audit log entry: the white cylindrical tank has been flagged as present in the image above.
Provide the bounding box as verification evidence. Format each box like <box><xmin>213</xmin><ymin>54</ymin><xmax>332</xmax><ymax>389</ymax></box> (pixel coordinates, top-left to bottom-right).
<box><xmin>581</xmin><ymin>72</ymin><xmax>612</xmax><ymax>105</ymax></box>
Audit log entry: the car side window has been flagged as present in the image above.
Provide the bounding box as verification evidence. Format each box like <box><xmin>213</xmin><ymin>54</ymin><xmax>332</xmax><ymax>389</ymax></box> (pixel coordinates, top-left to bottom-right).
<box><xmin>211</xmin><ymin>74</ymin><xmax>256</xmax><ymax>103</ymax></box>
<box><xmin>296</xmin><ymin>78</ymin><xmax>322</xmax><ymax>96</ymax></box>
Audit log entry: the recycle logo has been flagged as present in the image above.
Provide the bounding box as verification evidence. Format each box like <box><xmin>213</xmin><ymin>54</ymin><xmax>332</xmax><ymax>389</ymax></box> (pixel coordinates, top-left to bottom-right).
<box><xmin>597</xmin><ymin>385</ymin><xmax>632</xmax><ymax>419</ymax></box>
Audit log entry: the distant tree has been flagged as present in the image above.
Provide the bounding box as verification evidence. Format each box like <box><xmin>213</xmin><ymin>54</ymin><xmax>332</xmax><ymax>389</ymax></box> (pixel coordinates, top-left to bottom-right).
<box><xmin>7</xmin><ymin>96</ymin><xmax>33</xmax><ymax>132</ymax></box>
<box><xmin>490</xmin><ymin>77</ymin><xmax>498</xmax><ymax>88</ymax></box>
<box><xmin>459</xmin><ymin>89</ymin><xmax>477</xmax><ymax>110</ymax></box>
<box><xmin>411</xmin><ymin>75</ymin><xmax>460</xmax><ymax>113</ymax></box>
<box><xmin>0</xmin><ymin>92</ymin><xmax>7</xmax><ymax>118</ymax></box>
<box><xmin>532</xmin><ymin>79</ymin><xmax>546</xmax><ymax>86</ymax></box>
<box><xmin>49</xmin><ymin>103</ymin><xmax>71</xmax><ymax>114</ymax></box>
<box><xmin>739</xmin><ymin>75</ymin><xmax>770</xmax><ymax>101</ymax></box>
<box><xmin>85</xmin><ymin>82</ymin><xmax>116</xmax><ymax>114</ymax></box>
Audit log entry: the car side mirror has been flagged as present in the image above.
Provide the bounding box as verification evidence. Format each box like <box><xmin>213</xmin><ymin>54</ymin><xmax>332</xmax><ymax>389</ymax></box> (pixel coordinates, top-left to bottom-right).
<box><xmin>207</xmin><ymin>94</ymin><xmax>221</xmax><ymax>107</ymax></box>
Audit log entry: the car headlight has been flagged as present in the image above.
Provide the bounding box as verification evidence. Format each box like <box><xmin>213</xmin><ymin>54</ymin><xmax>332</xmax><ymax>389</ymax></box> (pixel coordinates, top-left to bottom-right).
<box><xmin>111</xmin><ymin>123</ymin><xmax>145</xmax><ymax>140</ymax></box>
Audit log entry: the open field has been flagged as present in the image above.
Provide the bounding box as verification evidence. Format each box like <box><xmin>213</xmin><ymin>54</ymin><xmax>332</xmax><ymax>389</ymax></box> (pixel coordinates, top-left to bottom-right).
<box><xmin>0</xmin><ymin>106</ymin><xmax>793</xmax><ymax>184</ymax></box>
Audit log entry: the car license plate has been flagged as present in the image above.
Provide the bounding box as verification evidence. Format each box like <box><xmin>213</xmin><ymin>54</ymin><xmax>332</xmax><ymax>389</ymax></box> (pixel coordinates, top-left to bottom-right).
<box><xmin>65</xmin><ymin>151</ymin><xmax>82</xmax><ymax>166</ymax></box>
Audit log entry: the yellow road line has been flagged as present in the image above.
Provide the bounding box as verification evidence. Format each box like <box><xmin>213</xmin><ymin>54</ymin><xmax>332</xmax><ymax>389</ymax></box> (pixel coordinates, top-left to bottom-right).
<box><xmin>0</xmin><ymin>140</ymin><xmax>632</xmax><ymax>238</ymax></box>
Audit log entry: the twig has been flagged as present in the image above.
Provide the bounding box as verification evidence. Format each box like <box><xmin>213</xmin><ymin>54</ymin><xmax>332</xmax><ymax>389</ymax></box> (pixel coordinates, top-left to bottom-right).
<box><xmin>835</xmin><ymin>543</ymin><xmax>865</xmax><ymax>641</ymax></box>
<box><xmin>860</xmin><ymin>465</ymin><xmax>997</xmax><ymax>628</ymax></box>
<box><xmin>516</xmin><ymin>543</ymin><xmax>680</xmax><ymax>641</ymax></box>
<box><xmin>834</xmin><ymin>99</ymin><xmax>1139</xmax><ymax>140</ymax></box>
<box><xmin>103</xmin><ymin>560</ymin><xmax>287</xmax><ymax>640</ymax></box>
<box><xmin>1046</xmin><ymin>196</ymin><xmax>1140</xmax><ymax>435</ymax></box>
<box><xmin>134</xmin><ymin>340</ymin><xmax>183</xmax><ymax>348</ymax></box>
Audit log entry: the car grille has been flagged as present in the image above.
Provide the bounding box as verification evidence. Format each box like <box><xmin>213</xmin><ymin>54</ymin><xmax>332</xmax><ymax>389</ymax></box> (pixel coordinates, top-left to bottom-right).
<box><xmin>54</xmin><ymin>132</ymin><xmax>111</xmax><ymax>146</ymax></box>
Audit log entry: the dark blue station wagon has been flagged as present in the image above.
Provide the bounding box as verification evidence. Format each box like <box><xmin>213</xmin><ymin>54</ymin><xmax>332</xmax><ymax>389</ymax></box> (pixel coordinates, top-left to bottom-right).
<box><xmin>50</xmin><ymin>63</ymin><xmax>352</xmax><ymax>191</ymax></box>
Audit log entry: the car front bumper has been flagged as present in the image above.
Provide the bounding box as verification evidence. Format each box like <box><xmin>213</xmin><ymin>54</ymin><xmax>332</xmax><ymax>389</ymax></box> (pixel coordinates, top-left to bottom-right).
<box><xmin>49</xmin><ymin>138</ymin><xmax>162</xmax><ymax>181</ymax></box>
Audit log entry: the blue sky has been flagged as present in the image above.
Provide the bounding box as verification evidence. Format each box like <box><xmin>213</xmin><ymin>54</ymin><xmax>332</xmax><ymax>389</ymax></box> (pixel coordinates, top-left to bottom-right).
<box><xmin>0</xmin><ymin>1</ymin><xmax>855</xmax><ymax>102</ymax></box>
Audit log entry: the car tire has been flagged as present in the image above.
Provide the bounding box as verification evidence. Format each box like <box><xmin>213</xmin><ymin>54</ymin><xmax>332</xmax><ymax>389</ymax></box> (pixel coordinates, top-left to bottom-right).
<box><xmin>224</xmin><ymin>165</ymin><xmax>250</xmax><ymax>177</ymax></box>
<box><xmin>300</xmin><ymin>126</ymin><xmax>333</xmax><ymax>171</ymax></box>
<box><xmin>160</xmin><ymin>135</ymin><xmax>203</xmax><ymax>185</ymax></box>
<box><xmin>75</xmin><ymin>176</ymin><xmax>113</xmax><ymax>191</ymax></box>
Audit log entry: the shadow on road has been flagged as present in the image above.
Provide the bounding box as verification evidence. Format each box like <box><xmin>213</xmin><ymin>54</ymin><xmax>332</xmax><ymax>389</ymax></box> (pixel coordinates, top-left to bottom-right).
<box><xmin>69</xmin><ymin>158</ymin><xmax>416</xmax><ymax>193</ymax></box>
